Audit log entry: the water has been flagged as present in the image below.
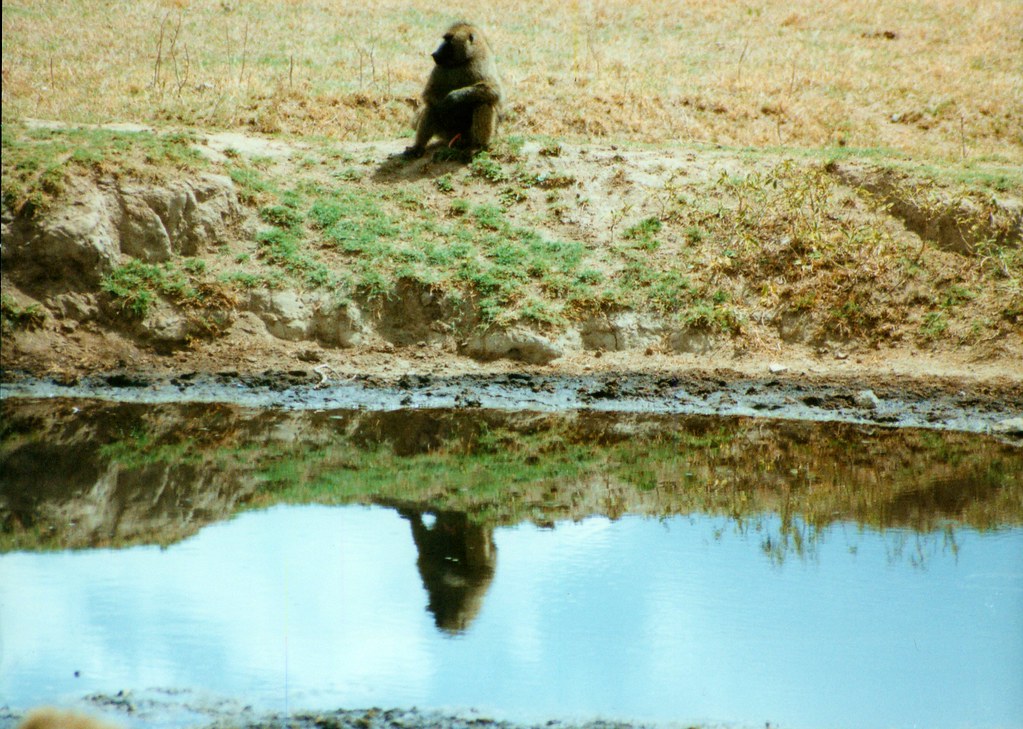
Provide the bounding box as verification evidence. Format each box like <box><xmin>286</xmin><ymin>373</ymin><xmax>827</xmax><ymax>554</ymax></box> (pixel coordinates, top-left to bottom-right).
<box><xmin>2</xmin><ymin>399</ymin><xmax>1023</xmax><ymax>728</ymax></box>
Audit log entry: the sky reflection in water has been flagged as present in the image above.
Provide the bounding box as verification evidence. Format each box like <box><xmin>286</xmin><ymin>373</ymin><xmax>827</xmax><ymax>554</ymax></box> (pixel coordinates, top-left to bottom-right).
<box><xmin>2</xmin><ymin>504</ymin><xmax>1022</xmax><ymax>729</ymax></box>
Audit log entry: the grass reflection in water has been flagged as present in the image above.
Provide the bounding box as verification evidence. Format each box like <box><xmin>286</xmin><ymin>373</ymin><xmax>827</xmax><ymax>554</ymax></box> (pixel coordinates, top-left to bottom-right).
<box><xmin>1</xmin><ymin>398</ymin><xmax>1020</xmax><ymax>555</ymax></box>
<box><xmin>3</xmin><ymin>398</ymin><xmax>1018</xmax><ymax>556</ymax></box>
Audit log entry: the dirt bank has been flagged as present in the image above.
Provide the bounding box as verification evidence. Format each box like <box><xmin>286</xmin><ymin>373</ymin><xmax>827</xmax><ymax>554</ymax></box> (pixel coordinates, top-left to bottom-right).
<box><xmin>3</xmin><ymin>124</ymin><xmax>1021</xmax><ymax>397</ymax></box>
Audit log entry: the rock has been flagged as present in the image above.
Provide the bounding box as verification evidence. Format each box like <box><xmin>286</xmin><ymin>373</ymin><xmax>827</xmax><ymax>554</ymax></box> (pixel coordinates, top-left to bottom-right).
<box><xmin>117</xmin><ymin>191</ymin><xmax>173</xmax><ymax>261</ymax></box>
<box><xmin>580</xmin><ymin>312</ymin><xmax>664</xmax><ymax>351</ymax></box>
<box><xmin>829</xmin><ymin>163</ymin><xmax>1023</xmax><ymax>255</ymax></box>
<box><xmin>990</xmin><ymin>417</ymin><xmax>1023</xmax><ymax>436</ymax></box>
<box><xmin>230</xmin><ymin>311</ymin><xmax>271</xmax><ymax>338</ymax></box>
<box><xmin>776</xmin><ymin>311</ymin><xmax>812</xmax><ymax>343</ymax></box>
<box><xmin>145</xmin><ymin>174</ymin><xmax>240</xmax><ymax>255</ymax></box>
<box><xmin>2</xmin><ymin>174</ymin><xmax>241</xmax><ymax>294</ymax></box>
<box><xmin>118</xmin><ymin>174</ymin><xmax>240</xmax><ymax>259</ymax></box>
<box><xmin>50</xmin><ymin>293</ymin><xmax>100</xmax><ymax>322</ymax></box>
<box><xmin>126</xmin><ymin>295</ymin><xmax>234</xmax><ymax>346</ymax></box>
<box><xmin>248</xmin><ymin>289</ymin><xmax>311</xmax><ymax>341</ymax></box>
<box><xmin>310</xmin><ymin>296</ymin><xmax>369</xmax><ymax>348</ymax></box>
<box><xmin>2</xmin><ymin>179</ymin><xmax>120</xmax><ymax>290</ymax></box>
<box><xmin>768</xmin><ymin>363</ymin><xmax>788</xmax><ymax>374</ymax></box>
<box><xmin>374</xmin><ymin>278</ymin><xmax>459</xmax><ymax>346</ymax></box>
<box><xmin>244</xmin><ymin>290</ymin><xmax>369</xmax><ymax>347</ymax></box>
<box><xmin>463</xmin><ymin>327</ymin><xmax>562</xmax><ymax>364</ymax></box>
<box><xmin>667</xmin><ymin>328</ymin><xmax>717</xmax><ymax>354</ymax></box>
<box><xmin>137</xmin><ymin>304</ymin><xmax>192</xmax><ymax>343</ymax></box>
<box><xmin>854</xmin><ymin>389</ymin><xmax>881</xmax><ymax>409</ymax></box>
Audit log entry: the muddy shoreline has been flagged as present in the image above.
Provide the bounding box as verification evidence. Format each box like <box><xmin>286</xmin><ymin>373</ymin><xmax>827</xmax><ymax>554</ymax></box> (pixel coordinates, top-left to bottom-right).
<box><xmin>1</xmin><ymin>698</ymin><xmax>677</xmax><ymax>729</ymax></box>
<box><xmin>2</xmin><ymin>367</ymin><xmax>1022</xmax><ymax>437</ymax></box>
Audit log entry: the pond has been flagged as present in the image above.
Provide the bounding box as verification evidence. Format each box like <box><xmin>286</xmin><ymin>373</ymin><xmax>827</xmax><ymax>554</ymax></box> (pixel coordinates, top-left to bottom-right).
<box><xmin>2</xmin><ymin>399</ymin><xmax>1022</xmax><ymax>729</ymax></box>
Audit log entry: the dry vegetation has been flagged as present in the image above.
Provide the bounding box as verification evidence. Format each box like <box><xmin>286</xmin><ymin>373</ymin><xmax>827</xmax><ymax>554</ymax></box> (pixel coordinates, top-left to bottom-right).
<box><xmin>3</xmin><ymin>0</ymin><xmax>1022</xmax><ymax>163</ymax></box>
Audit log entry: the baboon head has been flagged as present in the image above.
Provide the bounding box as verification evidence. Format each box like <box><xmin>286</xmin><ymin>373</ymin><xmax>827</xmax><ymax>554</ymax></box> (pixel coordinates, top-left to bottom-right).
<box><xmin>431</xmin><ymin>22</ymin><xmax>481</xmax><ymax>68</ymax></box>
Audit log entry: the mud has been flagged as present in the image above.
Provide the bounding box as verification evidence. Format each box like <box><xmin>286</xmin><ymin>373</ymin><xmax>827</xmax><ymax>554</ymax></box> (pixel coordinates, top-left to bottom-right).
<box><xmin>2</xmin><ymin>368</ymin><xmax>1021</xmax><ymax>436</ymax></box>
<box><xmin>1</xmin><ymin>700</ymin><xmax>662</xmax><ymax>729</ymax></box>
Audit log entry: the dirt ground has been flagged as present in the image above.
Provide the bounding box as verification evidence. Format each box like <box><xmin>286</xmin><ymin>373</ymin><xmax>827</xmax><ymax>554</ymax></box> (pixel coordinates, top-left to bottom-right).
<box><xmin>3</xmin><ymin>309</ymin><xmax>1021</xmax><ymax>382</ymax></box>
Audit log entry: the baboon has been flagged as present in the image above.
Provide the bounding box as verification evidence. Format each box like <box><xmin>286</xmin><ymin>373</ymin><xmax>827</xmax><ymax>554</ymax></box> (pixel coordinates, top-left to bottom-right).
<box><xmin>404</xmin><ymin>22</ymin><xmax>502</xmax><ymax>158</ymax></box>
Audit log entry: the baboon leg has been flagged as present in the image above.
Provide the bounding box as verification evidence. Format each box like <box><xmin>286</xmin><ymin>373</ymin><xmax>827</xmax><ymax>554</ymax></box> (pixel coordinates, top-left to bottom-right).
<box><xmin>405</xmin><ymin>110</ymin><xmax>439</xmax><ymax>158</ymax></box>
<box><xmin>469</xmin><ymin>103</ymin><xmax>498</xmax><ymax>149</ymax></box>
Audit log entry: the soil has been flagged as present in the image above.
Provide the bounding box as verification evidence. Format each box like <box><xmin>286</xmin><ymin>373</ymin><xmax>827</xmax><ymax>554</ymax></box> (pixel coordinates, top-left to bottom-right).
<box><xmin>3</xmin><ymin>311</ymin><xmax>1022</xmax><ymax>436</ymax></box>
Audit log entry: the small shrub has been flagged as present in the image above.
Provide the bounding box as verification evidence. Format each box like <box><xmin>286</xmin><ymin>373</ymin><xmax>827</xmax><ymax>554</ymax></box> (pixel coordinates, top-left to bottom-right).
<box><xmin>100</xmin><ymin>260</ymin><xmax>193</xmax><ymax>317</ymax></box>
<box><xmin>624</xmin><ymin>217</ymin><xmax>663</xmax><ymax>241</ymax></box>
<box><xmin>307</xmin><ymin>200</ymin><xmax>345</xmax><ymax>229</ymax></box>
<box><xmin>0</xmin><ymin>296</ymin><xmax>45</xmax><ymax>333</ymax></box>
<box><xmin>260</xmin><ymin>204</ymin><xmax>303</xmax><ymax>229</ymax></box>
<box><xmin>921</xmin><ymin>311</ymin><xmax>949</xmax><ymax>339</ymax></box>
<box><xmin>469</xmin><ymin>152</ymin><xmax>507</xmax><ymax>183</ymax></box>
<box><xmin>435</xmin><ymin>174</ymin><xmax>455</xmax><ymax>193</ymax></box>
<box><xmin>472</xmin><ymin>204</ymin><xmax>506</xmax><ymax>231</ymax></box>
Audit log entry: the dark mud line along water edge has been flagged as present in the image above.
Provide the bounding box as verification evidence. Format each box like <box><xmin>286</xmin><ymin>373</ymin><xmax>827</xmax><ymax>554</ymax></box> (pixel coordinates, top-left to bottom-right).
<box><xmin>1</xmin><ymin>704</ymin><xmax>665</xmax><ymax>729</ymax></box>
<box><xmin>2</xmin><ymin>369</ymin><xmax>1022</xmax><ymax>437</ymax></box>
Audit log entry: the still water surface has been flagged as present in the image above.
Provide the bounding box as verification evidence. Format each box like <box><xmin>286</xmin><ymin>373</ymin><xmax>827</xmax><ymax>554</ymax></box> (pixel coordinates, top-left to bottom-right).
<box><xmin>2</xmin><ymin>504</ymin><xmax>1022</xmax><ymax>729</ymax></box>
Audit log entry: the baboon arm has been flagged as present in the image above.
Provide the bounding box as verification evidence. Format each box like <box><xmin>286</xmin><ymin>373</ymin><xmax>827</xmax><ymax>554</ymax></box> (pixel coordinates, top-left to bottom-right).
<box><xmin>440</xmin><ymin>81</ymin><xmax>501</xmax><ymax>111</ymax></box>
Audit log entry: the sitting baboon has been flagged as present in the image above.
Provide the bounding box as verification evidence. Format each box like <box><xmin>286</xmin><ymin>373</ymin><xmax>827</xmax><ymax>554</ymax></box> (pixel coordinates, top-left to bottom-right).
<box><xmin>404</xmin><ymin>22</ymin><xmax>503</xmax><ymax>158</ymax></box>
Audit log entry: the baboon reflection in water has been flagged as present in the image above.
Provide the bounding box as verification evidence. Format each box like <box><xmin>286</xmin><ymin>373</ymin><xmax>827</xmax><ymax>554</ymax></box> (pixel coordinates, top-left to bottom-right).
<box><xmin>399</xmin><ymin>509</ymin><xmax>496</xmax><ymax>634</ymax></box>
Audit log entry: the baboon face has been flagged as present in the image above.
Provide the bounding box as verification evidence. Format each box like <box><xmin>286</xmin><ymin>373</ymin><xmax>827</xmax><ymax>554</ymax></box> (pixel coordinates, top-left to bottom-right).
<box><xmin>431</xmin><ymin>25</ymin><xmax>476</xmax><ymax>68</ymax></box>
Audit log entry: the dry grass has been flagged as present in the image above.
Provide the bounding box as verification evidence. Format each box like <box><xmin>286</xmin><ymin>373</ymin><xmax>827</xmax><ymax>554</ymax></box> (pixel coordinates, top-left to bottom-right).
<box><xmin>3</xmin><ymin>0</ymin><xmax>1021</xmax><ymax>162</ymax></box>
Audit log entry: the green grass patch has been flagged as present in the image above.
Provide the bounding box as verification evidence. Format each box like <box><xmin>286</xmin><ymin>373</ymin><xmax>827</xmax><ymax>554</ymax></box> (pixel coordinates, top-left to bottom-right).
<box><xmin>256</xmin><ymin>226</ymin><xmax>334</xmax><ymax>288</ymax></box>
<box><xmin>1</xmin><ymin>295</ymin><xmax>46</xmax><ymax>333</ymax></box>
<box><xmin>101</xmin><ymin>260</ymin><xmax>198</xmax><ymax>317</ymax></box>
<box><xmin>1</xmin><ymin>123</ymin><xmax>205</xmax><ymax>212</ymax></box>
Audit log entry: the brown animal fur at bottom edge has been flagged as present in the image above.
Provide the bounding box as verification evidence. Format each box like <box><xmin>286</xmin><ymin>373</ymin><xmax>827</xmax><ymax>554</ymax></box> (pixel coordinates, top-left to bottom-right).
<box><xmin>17</xmin><ymin>708</ymin><xmax>123</xmax><ymax>729</ymax></box>
<box><xmin>404</xmin><ymin>21</ymin><xmax>503</xmax><ymax>158</ymax></box>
